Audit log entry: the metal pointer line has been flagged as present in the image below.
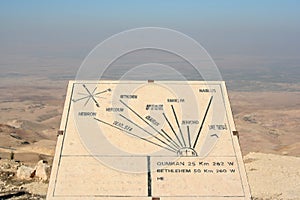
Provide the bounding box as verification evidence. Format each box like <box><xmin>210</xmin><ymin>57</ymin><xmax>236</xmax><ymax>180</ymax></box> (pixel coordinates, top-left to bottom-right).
<box><xmin>94</xmin><ymin>117</ymin><xmax>176</xmax><ymax>153</ymax></box>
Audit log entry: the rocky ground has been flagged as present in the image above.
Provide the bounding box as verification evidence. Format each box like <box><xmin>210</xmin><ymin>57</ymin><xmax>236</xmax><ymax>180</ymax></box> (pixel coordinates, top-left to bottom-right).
<box><xmin>0</xmin><ymin>159</ymin><xmax>49</xmax><ymax>199</ymax></box>
<box><xmin>245</xmin><ymin>152</ymin><xmax>300</xmax><ymax>200</ymax></box>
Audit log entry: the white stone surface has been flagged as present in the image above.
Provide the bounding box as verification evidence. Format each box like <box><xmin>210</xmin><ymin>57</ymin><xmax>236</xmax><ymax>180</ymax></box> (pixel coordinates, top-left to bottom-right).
<box><xmin>35</xmin><ymin>160</ymin><xmax>49</xmax><ymax>181</ymax></box>
<box><xmin>17</xmin><ymin>165</ymin><xmax>34</xmax><ymax>180</ymax></box>
<box><xmin>47</xmin><ymin>81</ymin><xmax>251</xmax><ymax>199</ymax></box>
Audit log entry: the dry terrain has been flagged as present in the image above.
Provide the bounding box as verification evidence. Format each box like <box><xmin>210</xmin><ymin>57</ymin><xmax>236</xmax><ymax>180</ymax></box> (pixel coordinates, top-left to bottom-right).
<box><xmin>230</xmin><ymin>91</ymin><xmax>300</xmax><ymax>157</ymax></box>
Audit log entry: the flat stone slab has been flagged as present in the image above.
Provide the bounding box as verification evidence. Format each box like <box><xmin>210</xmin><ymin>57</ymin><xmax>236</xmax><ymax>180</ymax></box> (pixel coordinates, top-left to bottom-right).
<box><xmin>47</xmin><ymin>81</ymin><xmax>251</xmax><ymax>199</ymax></box>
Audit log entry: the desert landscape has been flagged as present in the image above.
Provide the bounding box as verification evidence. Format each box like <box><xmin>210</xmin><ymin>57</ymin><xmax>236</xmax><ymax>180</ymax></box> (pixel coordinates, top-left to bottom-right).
<box><xmin>0</xmin><ymin>66</ymin><xmax>299</xmax><ymax>199</ymax></box>
<box><xmin>0</xmin><ymin>1</ymin><xmax>299</xmax><ymax>199</ymax></box>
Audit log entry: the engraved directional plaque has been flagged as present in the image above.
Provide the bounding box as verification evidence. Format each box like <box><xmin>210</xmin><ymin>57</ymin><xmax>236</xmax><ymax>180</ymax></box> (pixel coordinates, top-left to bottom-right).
<box><xmin>47</xmin><ymin>80</ymin><xmax>251</xmax><ymax>199</ymax></box>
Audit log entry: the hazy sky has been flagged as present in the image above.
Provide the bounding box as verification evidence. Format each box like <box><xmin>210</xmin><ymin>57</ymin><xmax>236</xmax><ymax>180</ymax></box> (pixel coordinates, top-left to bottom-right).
<box><xmin>0</xmin><ymin>0</ymin><xmax>299</xmax><ymax>70</ymax></box>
